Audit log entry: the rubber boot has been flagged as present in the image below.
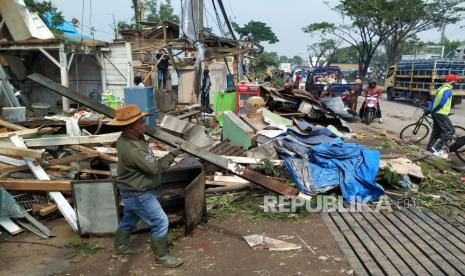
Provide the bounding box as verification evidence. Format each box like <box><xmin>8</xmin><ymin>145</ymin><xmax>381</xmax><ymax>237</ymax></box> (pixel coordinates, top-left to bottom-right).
<box><xmin>151</xmin><ymin>236</ymin><xmax>184</xmax><ymax>268</ymax></box>
<box><xmin>112</xmin><ymin>230</ymin><xmax>142</xmax><ymax>258</ymax></box>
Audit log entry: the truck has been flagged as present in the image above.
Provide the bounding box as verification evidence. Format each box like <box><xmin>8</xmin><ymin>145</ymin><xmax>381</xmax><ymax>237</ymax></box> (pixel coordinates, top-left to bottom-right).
<box><xmin>384</xmin><ymin>60</ymin><xmax>465</xmax><ymax>107</ymax></box>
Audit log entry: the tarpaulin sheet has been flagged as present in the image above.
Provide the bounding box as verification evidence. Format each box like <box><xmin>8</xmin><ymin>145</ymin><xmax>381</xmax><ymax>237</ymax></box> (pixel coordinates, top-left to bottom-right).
<box><xmin>0</xmin><ymin>188</ymin><xmax>24</xmax><ymax>218</ymax></box>
<box><xmin>285</xmin><ymin>138</ymin><xmax>384</xmax><ymax>202</ymax></box>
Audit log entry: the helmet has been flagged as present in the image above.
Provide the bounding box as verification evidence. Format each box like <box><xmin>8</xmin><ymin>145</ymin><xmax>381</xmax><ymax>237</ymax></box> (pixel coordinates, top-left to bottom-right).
<box><xmin>369</xmin><ymin>79</ymin><xmax>377</xmax><ymax>85</ymax></box>
<box><xmin>354</xmin><ymin>79</ymin><xmax>362</xmax><ymax>84</ymax></box>
<box><xmin>445</xmin><ymin>74</ymin><xmax>460</xmax><ymax>83</ymax></box>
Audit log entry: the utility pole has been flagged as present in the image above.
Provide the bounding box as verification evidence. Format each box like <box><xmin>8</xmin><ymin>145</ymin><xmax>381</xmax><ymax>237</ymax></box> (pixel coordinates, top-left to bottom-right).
<box><xmin>193</xmin><ymin>0</ymin><xmax>204</xmax><ymax>99</ymax></box>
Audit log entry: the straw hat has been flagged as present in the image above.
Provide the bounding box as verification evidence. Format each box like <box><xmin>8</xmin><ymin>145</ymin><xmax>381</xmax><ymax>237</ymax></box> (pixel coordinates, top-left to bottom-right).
<box><xmin>107</xmin><ymin>104</ymin><xmax>152</xmax><ymax>126</ymax></box>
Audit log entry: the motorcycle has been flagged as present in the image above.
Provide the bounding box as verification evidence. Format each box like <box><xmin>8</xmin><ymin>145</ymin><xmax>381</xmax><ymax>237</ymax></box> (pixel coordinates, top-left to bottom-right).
<box><xmin>362</xmin><ymin>95</ymin><xmax>379</xmax><ymax>125</ymax></box>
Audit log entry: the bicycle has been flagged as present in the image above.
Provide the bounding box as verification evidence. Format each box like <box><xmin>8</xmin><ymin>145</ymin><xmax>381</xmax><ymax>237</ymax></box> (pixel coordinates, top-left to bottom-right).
<box><xmin>399</xmin><ymin>109</ymin><xmax>465</xmax><ymax>162</ymax></box>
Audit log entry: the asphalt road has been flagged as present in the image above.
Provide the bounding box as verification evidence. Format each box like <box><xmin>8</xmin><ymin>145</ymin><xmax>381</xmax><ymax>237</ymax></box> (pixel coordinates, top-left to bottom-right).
<box><xmin>357</xmin><ymin>97</ymin><xmax>465</xmax><ymax>139</ymax></box>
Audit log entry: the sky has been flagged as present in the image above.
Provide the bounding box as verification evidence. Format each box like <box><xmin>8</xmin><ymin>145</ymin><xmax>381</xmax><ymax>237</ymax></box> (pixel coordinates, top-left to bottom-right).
<box><xmin>50</xmin><ymin>0</ymin><xmax>465</xmax><ymax>58</ymax></box>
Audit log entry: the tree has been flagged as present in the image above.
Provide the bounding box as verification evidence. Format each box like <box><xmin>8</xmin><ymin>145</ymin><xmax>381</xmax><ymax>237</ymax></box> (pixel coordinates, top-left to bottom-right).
<box><xmin>279</xmin><ymin>55</ymin><xmax>289</xmax><ymax>63</ymax></box>
<box><xmin>252</xmin><ymin>51</ymin><xmax>279</xmax><ymax>73</ymax></box>
<box><xmin>70</xmin><ymin>18</ymin><xmax>79</xmax><ymax>29</ymax></box>
<box><xmin>332</xmin><ymin>46</ymin><xmax>358</xmax><ymax>64</ymax></box>
<box><xmin>290</xmin><ymin>55</ymin><xmax>304</xmax><ymax>66</ymax></box>
<box><xmin>24</xmin><ymin>0</ymin><xmax>64</xmax><ymax>34</ymax></box>
<box><xmin>232</xmin><ymin>21</ymin><xmax>279</xmax><ymax>44</ymax></box>
<box><xmin>146</xmin><ymin>0</ymin><xmax>180</xmax><ymax>23</ymax></box>
<box><xmin>382</xmin><ymin>0</ymin><xmax>464</xmax><ymax>65</ymax></box>
<box><xmin>303</xmin><ymin>0</ymin><xmax>392</xmax><ymax>78</ymax></box>
<box><xmin>307</xmin><ymin>39</ymin><xmax>339</xmax><ymax>68</ymax></box>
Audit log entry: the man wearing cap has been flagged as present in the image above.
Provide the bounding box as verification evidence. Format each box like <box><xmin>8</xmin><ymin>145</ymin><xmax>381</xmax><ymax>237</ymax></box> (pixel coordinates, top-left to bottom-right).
<box><xmin>426</xmin><ymin>74</ymin><xmax>460</xmax><ymax>159</ymax></box>
<box><xmin>108</xmin><ymin>104</ymin><xmax>183</xmax><ymax>267</ymax></box>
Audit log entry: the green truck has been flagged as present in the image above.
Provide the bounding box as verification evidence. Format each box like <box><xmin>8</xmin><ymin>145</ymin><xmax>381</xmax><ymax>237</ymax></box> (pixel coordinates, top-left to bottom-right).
<box><xmin>384</xmin><ymin>60</ymin><xmax>465</xmax><ymax>106</ymax></box>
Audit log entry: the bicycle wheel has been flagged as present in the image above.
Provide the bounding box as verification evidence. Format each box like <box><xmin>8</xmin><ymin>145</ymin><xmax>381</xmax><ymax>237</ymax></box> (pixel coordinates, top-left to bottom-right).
<box><xmin>400</xmin><ymin>123</ymin><xmax>430</xmax><ymax>143</ymax></box>
<box><xmin>452</xmin><ymin>126</ymin><xmax>465</xmax><ymax>162</ymax></box>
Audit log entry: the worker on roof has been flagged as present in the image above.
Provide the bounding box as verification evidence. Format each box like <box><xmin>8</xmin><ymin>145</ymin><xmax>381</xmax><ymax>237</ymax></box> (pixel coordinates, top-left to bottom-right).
<box><xmin>108</xmin><ymin>104</ymin><xmax>183</xmax><ymax>268</ymax></box>
<box><xmin>426</xmin><ymin>74</ymin><xmax>460</xmax><ymax>159</ymax></box>
<box><xmin>155</xmin><ymin>49</ymin><xmax>170</xmax><ymax>91</ymax></box>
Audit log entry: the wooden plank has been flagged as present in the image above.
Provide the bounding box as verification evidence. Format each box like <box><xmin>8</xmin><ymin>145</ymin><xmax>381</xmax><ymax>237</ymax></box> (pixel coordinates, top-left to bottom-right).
<box><xmin>10</xmin><ymin>135</ymin><xmax>78</xmax><ymax>232</ymax></box>
<box><xmin>176</xmin><ymin>110</ymin><xmax>200</xmax><ymax>120</ymax></box>
<box><xmin>24</xmin><ymin>133</ymin><xmax>121</xmax><ymax>147</ymax></box>
<box><xmin>22</xmin><ymin>211</ymin><xmax>55</xmax><ymax>237</ymax></box>
<box><xmin>401</xmin><ymin>209</ymin><xmax>465</xmax><ymax>267</ymax></box>
<box><xmin>0</xmin><ymin>155</ymin><xmax>27</xmax><ymax>166</ymax></box>
<box><xmin>349</xmin><ymin>212</ymin><xmax>415</xmax><ymax>275</ymax></box>
<box><xmin>69</xmin><ymin>145</ymin><xmax>118</xmax><ymax>163</ymax></box>
<box><xmin>329</xmin><ymin>212</ymin><xmax>384</xmax><ymax>275</ymax></box>
<box><xmin>0</xmin><ymin>217</ymin><xmax>23</xmax><ymax>235</ymax></box>
<box><xmin>339</xmin><ymin>212</ymin><xmax>401</xmax><ymax>275</ymax></box>
<box><xmin>26</xmin><ymin>73</ymin><xmax>299</xmax><ymax>196</ymax></box>
<box><xmin>423</xmin><ymin>208</ymin><xmax>465</xmax><ymax>237</ymax></box>
<box><xmin>14</xmin><ymin>219</ymin><xmax>48</xmax><ymax>239</ymax></box>
<box><xmin>79</xmin><ymin>169</ymin><xmax>111</xmax><ymax>176</ymax></box>
<box><xmin>363</xmin><ymin>211</ymin><xmax>445</xmax><ymax>275</ymax></box>
<box><xmin>0</xmin><ymin>145</ymin><xmax>44</xmax><ymax>158</ymax></box>
<box><xmin>411</xmin><ymin>208</ymin><xmax>465</xmax><ymax>246</ymax></box>
<box><xmin>0</xmin><ymin>179</ymin><xmax>71</xmax><ymax>191</ymax></box>
<box><xmin>359</xmin><ymin>212</ymin><xmax>430</xmax><ymax>275</ymax></box>
<box><xmin>320</xmin><ymin>213</ymin><xmax>369</xmax><ymax>276</ymax></box>
<box><xmin>221</xmin><ymin>156</ymin><xmax>283</xmax><ymax>166</ymax></box>
<box><xmin>0</xmin><ymin>128</ymin><xmax>44</xmax><ymax>138</ymax></box>
<box><xmin>0</xmin><ymin>118</ymin><xmax>27</xmax><ymax>131</ymax></box>
<box><xmin>384</xmin><ymin>212</ymin><xmax>459</xmax><ymax>275</ymax></box>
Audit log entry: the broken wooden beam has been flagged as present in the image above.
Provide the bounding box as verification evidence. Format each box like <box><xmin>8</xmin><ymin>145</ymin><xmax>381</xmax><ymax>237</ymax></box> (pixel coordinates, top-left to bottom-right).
<box><xmin>24</xmin><ymin>133</ymin><xmax>121</xmax><ymax>147</ymax></box>
<box><xmin>0</xmin><ymin>179</ymin><xmax>71</xmax><ymax>191</ymax></box>
<box><xmin>26</xmin><ymin>73</ymin><xmax>300</xmax><ymax>196</ymax></box>
<box><xmin>10</xmin><ymin>135</ymin><xmax>78</xmax><ymax>232</ymax></box>
<box><xmin>0</xmin><ymin>145</ymin><xmax>44</xmax><ymax>159</ymax></box>
<box><xmin>69</xmin><ymin>145</ymin><xmax>118</xmax><ymax>162</ymax></box>
<box><xmin>0</xmin><ymin>127</ymin><xmax>56</xmax><ymax>139</ymax></box>
<box><xmin>0</xmin><ymin>118</ymin><xmax>27</xmax><ymax>131</ymax></box>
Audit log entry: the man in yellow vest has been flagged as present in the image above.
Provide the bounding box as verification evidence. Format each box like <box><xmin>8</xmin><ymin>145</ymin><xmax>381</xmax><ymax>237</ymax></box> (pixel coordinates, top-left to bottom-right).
<box><xmin>426</xmin><ymin>74</ymin><xmax>460</xmax><ymax>159</ymax></box>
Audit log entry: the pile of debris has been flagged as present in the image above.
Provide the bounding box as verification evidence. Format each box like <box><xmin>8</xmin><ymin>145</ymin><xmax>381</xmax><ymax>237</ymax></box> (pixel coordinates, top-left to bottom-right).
<box><xmin>2</xmin><ymin>72</ymin><xmax>460</xmax><ymax>243</ymax></box>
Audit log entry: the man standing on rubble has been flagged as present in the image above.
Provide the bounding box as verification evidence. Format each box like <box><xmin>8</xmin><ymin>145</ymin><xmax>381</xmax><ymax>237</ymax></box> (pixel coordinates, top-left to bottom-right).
<box><xmin>155</xmin><ymin>49</ymin><xmax>170</xmax><ymax>90</ymax></box>
<box><xmin>108</xmin><ymin>104</ymin><xmax>183</xmax><ymax>268</ymax></box>
<box><xmin>426</xmin><ymin>74</ymin><xmax>460</xmax><ymax>159</ymax></box>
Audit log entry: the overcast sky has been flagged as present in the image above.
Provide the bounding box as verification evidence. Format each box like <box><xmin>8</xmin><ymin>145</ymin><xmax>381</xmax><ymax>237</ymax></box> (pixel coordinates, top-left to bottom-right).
<box><xmin>51</xmin><ymin>0</ymin><xmax>465</xmax><ymax>57</ymax></box>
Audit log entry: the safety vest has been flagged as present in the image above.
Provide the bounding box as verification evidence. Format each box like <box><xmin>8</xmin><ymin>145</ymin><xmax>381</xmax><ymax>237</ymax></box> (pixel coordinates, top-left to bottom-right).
<box><xmin>433</xmin><ymin>83</ymin><xmax>453</xmax><ymax>115</ymax></box>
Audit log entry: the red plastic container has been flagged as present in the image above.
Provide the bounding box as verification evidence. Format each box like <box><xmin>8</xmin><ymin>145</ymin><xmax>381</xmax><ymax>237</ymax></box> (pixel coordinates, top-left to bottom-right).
<box><xmin>236</xmin><ymin>82</ymin><xmax>260</xmax><ymax>115</ymax></box>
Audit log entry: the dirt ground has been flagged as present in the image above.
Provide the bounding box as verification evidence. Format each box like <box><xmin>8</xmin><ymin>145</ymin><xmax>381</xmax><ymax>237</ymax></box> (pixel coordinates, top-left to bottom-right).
<box><xmin>0</xmin><ymin>213</ymin><xmax>352</xmax><ymax>276</ymax></box>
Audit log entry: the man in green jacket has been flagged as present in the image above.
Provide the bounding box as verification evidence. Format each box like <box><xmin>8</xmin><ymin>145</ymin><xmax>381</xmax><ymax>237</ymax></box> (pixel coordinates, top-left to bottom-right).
<box><xmin>108</xmin><ymin>104</ymin><xmax>183</xmax><ymax>267</ymax></box>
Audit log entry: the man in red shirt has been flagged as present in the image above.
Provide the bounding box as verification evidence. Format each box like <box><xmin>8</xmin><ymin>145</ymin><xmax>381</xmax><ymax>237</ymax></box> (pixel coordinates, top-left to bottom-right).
<box><xmin>294</xmin><ymin>72</ymin><xmax>302</xmax><ymax>89</ymax></box>
<box><xmin>359</xmin><ymin>79</ymin><xmax>383</xmax><ymax>122</ymax></box>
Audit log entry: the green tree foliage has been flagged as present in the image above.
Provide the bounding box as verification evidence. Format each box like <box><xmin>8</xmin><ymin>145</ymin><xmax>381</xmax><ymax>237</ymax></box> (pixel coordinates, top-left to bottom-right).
<box><xmin>332</xmin><ymin>46</ymin><xmax>358</xmax><ymax>64</ymax></box>
<box><xmin>252</xmin><ymin>52</ymin><xmax>279</xmax><ymax>74</ymax></box>
<box><xmin>146</xmin><ymin>0</ymin><xmax>179</xmax><ymax>23</ymax></box>
<box><xmin>381</xmin><ymin>0</ymin><xmax>464</xmax><ymax>65</ymax></box>
<box><xmin>290</xmin><ymin>55</ymin><xmax>304</xmax><ymax>66</ymax></box>
<box><xmin>400</xmin><ymin>38</ymin><xmax>464</xmax><ymax>58</ymax></box>
<box><xmin>24</xmin><ymin>0</ymin><xmax>64</xmax><ymax>34</ymax></box>
<box><xmin>303</xmin><ymin>0</ymin><xmax>464</xmax><ymax>76</ymax></box>
<box><xmin>232</xmin><ymin>21</ymin><xmax>279</xmax><ymax>44</ymax></box>
<box><xmin>279</xmin><ymin>55</ymin><xmax>289</xmax><ymax>63</ymax></box>
<box><xmin>307</xmin><ymin>38</ymin><xmax>340</xmax><ymax>67</ymax></box>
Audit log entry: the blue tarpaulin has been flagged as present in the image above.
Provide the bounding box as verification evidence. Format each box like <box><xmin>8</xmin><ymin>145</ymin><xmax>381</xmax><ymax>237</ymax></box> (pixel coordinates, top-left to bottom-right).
<box><xmin>285</xmin><ymin>138</ymin><xmax>384</xmax><ymax>202</ymax></box>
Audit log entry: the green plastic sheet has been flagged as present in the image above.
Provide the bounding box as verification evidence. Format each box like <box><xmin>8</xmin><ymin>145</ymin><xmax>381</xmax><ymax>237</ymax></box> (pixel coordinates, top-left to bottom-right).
<box><xmin>213</xmin><ymin>91</ymin><xmax>236</xmax><ymax>126</ymax></box>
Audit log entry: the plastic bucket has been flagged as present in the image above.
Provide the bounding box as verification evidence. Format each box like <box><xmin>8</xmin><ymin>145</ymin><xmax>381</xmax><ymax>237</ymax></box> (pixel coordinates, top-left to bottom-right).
<box><xmin>31</xmin><ymin>103</ymin><xmax>51</xmax><ymax>117</ymax></box>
